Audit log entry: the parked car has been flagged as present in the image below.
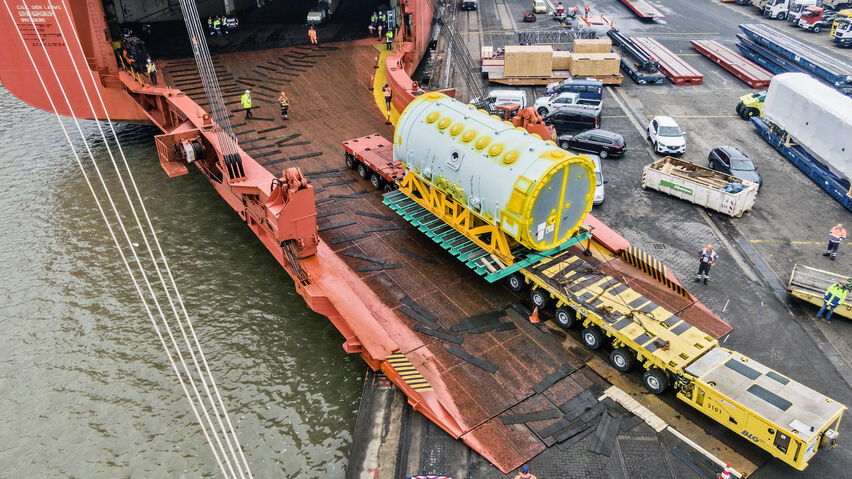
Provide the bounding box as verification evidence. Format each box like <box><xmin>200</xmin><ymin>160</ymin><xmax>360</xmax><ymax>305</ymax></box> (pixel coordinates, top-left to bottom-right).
<box><xmin>543</xmin><ymin>109</ymin><xmax>601</xmax><ymax>135</ymax></box>
<box><xmin>558</xmin><ymin>129</ymin><xmax>626</xmax><ymax>158</ymax></box>
<box><xmin>534</xmin><ymin>92</ymin><xmax>602</xmax><ymax>116</ymax></box>
<box><xmin>533</xmin><ymin>0</ymin><xmax>548</xmax><ymax>13</ymax></box>
<box><xmin>647</xmin><ymin>116</ymin><xmax>686</xmax><ymax>155</ymax></box>
<box><xmin>590</xmin><ymin>154</ymin><xmax>606</xmax><ymax>205</ymax></box>
<box><xmin>708</xmin><ymin>146</ymin><xmax>763</xmax><ymax>189</ymax></box>
<box><xmin>545</xmin><ymin>78</ymin><xmax>603</xmax><ymax>100</ymax></box>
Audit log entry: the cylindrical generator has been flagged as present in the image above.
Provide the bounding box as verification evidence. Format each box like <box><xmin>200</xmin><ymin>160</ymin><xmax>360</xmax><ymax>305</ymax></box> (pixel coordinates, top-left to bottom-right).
<box><xmin>394</xmin><ymin>92</ymin><xmax>595</xmax><ymax>252</ymax></box>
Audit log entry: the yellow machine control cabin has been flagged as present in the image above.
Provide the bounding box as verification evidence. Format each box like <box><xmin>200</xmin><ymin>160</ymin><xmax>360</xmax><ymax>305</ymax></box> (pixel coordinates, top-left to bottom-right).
<box><xmin>678</xmin><ymin>348</ymin><xmax>846</xmax><ymax>470</ymax></box>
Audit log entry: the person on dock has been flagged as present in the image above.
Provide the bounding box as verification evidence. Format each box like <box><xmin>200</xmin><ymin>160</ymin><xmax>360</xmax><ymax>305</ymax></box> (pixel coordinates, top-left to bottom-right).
<box><xmin>382</xmin><ymin>83</ymin><xmax>392</xmax><ymax>112</ymax></box>
<box><xmin>241</xmin><ymin>90</ymin><xmax>253</xmax><ymax>119</ymax></box>
<box><xmin>121</xmin><ymin>46</ymin><xmax>136</xmax><ymax>72</ymax></box>
<box><xmin>369</xmin><ymin>11</ymin><xmax>378</xmax><ymax>35</ymax></box>
<box><xmin>207</xmin><ymin>17</ymin><xmax>213</xmax><ymax>35</ymax></box>
<box><xmin>308</xmin><ymin>24</ymin><xmax>318</xmax><ymax>45</ymax></box>
<box><xmin>213</xmin><ymin>16</ymin><xmax>222</xmax><ymax>37</ymax></box>
<box><xmin>146</xmin><ymin>58</ymin><xmax>158</xmax><ymax>85</ymax></box>
<box><xmin>823</xmin><ymin>223</ymin><xmax>847</xmax><ymax>261</ymax></box>
<box><xmin>277</xmin><ymin>91</ymin><xmax>289</xmax><ymax>120</ymax></box>
<box><xmin>817</xmin><ymin>280</ymin><xmax>850</xmax><ymax>322</ymax></box>
<box><xmin>695</xmin><ymin>245</ymin><xmax>717</xmax><ymax>285</ymax></box>
<box><xmin>385</xmin><ymin>29</ymin><xmax>394</xmax><ymax>50</ymax></box>
<box><xmin>513</xmin><ymin>464</ymin><xmax>537</xmax><ymax>479</ymax></box>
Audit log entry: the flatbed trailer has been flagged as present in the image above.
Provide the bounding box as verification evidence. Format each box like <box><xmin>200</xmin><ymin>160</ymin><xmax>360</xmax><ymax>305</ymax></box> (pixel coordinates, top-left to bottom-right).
<box><xmin>751</xmin><ymin>116</ymin><xmax>852</xmax><ymax>212</ymax></box>
<box><xmin>630</xmin><ymin>36</ymin><xmax>704</xmax><ymax>85</ymax></box>
<box><xmin>342</xmin><ymin>134</ymin><xmax>405</xmax><ymax>192</ymax></box>
<box><xmin>510</xmin><ymin>252</ymin><xmax>846</xmax><ymax>471</ymax></box>
<box><xmin>690</xmin><ymin>40</ymin><xmax>773</xmax><ymax>88</ymax></box>
<box><xmin>788</xmin><ymin>264</ymin><xmax>852</xmax><ymax>319</ymax></box>
<box><xmin>739</xmin><ymin>23</ymin><xmax>852</xmax><ymax>92</ymax></box>
<box><xmin>383</xmin><ymin>183</ymin><xmax>846</xmax><ymax>471</ymax></box>
<box><xmin>618</xmin><ymin>0</ymin><xmax>665</xmax><ymax>19</ymax></box>
<box><xmin>607</xmin><ymin>29</ymin><xmax>666</xmax><ymax>85</ymax></box>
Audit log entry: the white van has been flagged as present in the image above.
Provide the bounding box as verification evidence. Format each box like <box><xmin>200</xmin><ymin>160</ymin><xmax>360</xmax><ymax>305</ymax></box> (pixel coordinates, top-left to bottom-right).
<box><xmin>482</xmin><ymin>89</ymin><xmax>527</xmax><ymax>110</ymax></box>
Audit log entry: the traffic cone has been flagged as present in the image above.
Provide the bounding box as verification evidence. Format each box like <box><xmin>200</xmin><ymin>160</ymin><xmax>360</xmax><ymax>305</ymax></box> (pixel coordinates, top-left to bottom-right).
<box><xmin>374</xmin><ymin>55</ymin><xmax>380</xmax><ymax>69</ymax></box>
<box><xmin>718</xmin><ymin>462</ymin><xmax>732</xmax><ymax>479</ymax></box>
<box><xmin>369</xmin><ymin>72</ymin><xmax>374</xmax><ymax>90</ymax></box>
<box><xmin>529</xmin><ymin>307</ymin><xmax>540</xmax><ymax>324</ymax></box>
<box><xmin>385</xmin><ymin>109</ymin><xmax>391</xmax><ymax>125</ymax></box>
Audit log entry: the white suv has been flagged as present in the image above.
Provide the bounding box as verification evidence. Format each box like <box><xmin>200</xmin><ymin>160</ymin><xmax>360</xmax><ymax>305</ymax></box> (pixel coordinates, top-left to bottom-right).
<box><xmin>647</xmin><ymin>116</ymin><xmax>686</xmax><ymax>155</ymax></box>
<box><xmin>534</xmin><ymin>92</ymin><xmax>602</xmax><ymax>116</ymax></box>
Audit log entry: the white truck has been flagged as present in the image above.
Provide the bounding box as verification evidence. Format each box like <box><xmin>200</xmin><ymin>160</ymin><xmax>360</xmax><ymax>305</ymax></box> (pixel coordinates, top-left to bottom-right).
<box><xmin>641</xmin><ymin>157</ymin><xmax>759</xmax><ymax>217</ymax></box>
<box><xmin>533</xmin><ymin>92</ymin><xmax>602</xmax><ymax>116</ymax></box>
<box><xmin>764</xmin><ymin>0</ymin><xmax>818</xmax><ymax>20</ymax></box>
<box><xmin>787</xmin><ymin>0</ymin><xmax>822</xmax><ymax>25</ymax></box>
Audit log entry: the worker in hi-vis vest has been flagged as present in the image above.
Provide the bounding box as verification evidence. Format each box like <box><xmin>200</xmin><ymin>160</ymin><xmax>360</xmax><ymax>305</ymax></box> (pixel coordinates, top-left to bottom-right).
<box><xmin>277</xmin><ymin>91</ymin><xmax>289</xmax><ymax>120</ymax></box>
<box><xmin>385</xmin><ymin>29</ymin><xmax>394</xmax><ymax>50</ymax></box>
<box><xmin>817</xmin><ymin>280</ymin><xmax>850</xmax><ymax>322</ymax></box>
<box><xmin>308</xmin><ymin>24</ymin><xmax>318</xmax><ymax>45</ymax></box>
<box><xmin>241</xmin><ymin>90</ymin><xmax>253</xmax><ymax>119</ymax></box>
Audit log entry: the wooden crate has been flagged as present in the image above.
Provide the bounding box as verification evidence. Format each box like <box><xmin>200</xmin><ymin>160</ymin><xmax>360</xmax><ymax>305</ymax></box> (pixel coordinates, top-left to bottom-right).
<box><xmin>572</xmin><ymin>38</ymin><xmax>612</xmax><ymax>54</ymax></box>
<box><xmin>569</xmin><ymin>53</ymin><xmax>620</xmax><ymax>76</ymax></box>
<box><xmin>504</xmin><ymin>45</ymin><xmax>553</xmax><ymax>77</ymax></box>
<box><xmin>552</xmin><ymin>51</ymin><xmax>571</xmax><ymax>71</ymax></box>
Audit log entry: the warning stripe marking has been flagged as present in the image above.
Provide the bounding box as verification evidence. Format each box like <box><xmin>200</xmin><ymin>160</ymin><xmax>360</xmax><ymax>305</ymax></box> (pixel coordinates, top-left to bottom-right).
<box><xmin>621</xmin><ymin>246</ymin><xmax>690</xmax><ymax>298</ymax></box>
<box><xmin>386</xmin><ymin>352</ymin><xmax>433</xmax><ymax>392</ymax></box>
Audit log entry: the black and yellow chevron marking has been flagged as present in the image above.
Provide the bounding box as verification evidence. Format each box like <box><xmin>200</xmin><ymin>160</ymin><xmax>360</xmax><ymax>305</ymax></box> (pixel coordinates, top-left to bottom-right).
<box><xmin>621</xmin><ymin>246</ymin><xmax>691</xmax><ymax>298</ymax></box>
<box><xmin>386</xmin><ymin>352</ymin><xmax>433</xmax><ymax>392</ymax></box>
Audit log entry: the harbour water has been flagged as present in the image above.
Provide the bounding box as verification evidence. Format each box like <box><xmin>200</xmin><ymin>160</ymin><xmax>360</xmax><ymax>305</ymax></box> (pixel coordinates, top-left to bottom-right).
<box><xmin>0</xmin><ymin>86</ymin><xmax>364</xmax><ymax>477</ymax></box>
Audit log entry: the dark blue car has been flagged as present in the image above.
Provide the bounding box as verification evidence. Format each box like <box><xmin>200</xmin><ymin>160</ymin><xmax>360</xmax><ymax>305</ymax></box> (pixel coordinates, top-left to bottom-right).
<box><xmin>708</xmin><ymin>146</ymin><xmax>763</xmax><ymax>189</ymax></box>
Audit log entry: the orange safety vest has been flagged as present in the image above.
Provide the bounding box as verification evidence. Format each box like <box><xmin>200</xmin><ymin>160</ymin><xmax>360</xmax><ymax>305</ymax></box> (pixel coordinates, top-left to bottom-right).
<box><xmin>308</xmin><ymin>29</ymin><xmax>317</xmax><ymax>40</ymax></box>
<box><xmin>383</xmin><ymin>86</ymin><xmax>392</xmax><ymax>99</ymax></box>
<box><xmin>830</xmin><ymin>226</ymin><xmax>847</xmax><ymax>241</ymax></box>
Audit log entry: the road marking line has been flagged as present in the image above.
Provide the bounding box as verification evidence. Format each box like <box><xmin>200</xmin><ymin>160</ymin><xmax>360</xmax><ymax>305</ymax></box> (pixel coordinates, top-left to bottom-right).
<box><xmin>650</xmin><ymin>115</ymin><xmax>739</xmax><ymax>118</ymax></box>
<box><xmin>750</xmin><ymin>239</ymin><xmax>848</xmax><ymax>245</ymax></box>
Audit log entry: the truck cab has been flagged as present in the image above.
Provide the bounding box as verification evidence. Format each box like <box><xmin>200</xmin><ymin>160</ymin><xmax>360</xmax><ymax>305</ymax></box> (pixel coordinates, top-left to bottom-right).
<box><xmin>799</xmin><ymin>7</ymin><xmax>836</xmax><ymax>32</ymax></box>
<box><xmin>475</xmin><ymin>89</ymin><xmax>528</xmax><ymax>114</ymax></box>
<box><xmin>834</xmin><ymin>16</ymin><xmax>852</xmax><ymax>45</ymax></box>
<box><xmin>832</xmin><ymin>9</ymin><xmax>852</xmax><ymax>38</ymax></box>
<box><xmin>787</xmin><ymin>0</ymin><xmax>821</xmax><ymax>26</ymax></box>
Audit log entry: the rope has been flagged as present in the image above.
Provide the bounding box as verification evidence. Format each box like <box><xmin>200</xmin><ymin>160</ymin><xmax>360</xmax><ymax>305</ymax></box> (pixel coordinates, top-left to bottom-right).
<box><xmin>54</xmin><ymin>4</ymin><xmax>252</xmax><ymax>477</ymax></box>
<box><xmin>4</xmin><ymin>2</ymin><xmax>249</xmax><ymax>477</ymax></box>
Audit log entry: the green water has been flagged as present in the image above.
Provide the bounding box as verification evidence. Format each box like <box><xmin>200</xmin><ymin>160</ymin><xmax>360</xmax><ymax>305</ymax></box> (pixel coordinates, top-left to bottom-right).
<box><xmin>0</xmin><ymin>86</ymin><xmax>365</xmax><ymax>477</ymax></box>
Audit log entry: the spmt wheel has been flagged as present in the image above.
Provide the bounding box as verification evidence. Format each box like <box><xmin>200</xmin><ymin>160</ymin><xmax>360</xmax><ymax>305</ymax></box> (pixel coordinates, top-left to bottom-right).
<box><xmin>357</xmin><ymin>163</ymin><xmax>370</xmax><ymax>179</ymax></box>
<box><xmin>530</xmin><ymin>288</ymin><xmax>549</xmax><ymax>309</ymax></box>
<box><xmin>580</xmin><ymin>327</ymin><xmax>603</xmax><ymax>350</ymax></box>
<box><xmin>383</xmin><ymin>183</ymin><xmax>395</xmax><ymax>193</ymax></box>
<box><xmin>642</xmin><ymin>368</ymin><xmax>668</xmax><ymax>394</ymax></box>
<box><xmin>507</xmin><ymin>273</ymin><xmax>525</xmax><ymax>292</ymax></box>
<box><xmin>610</xmin><ymin>348</ymin><xmax>634</xmax><ymax>372</ymax></box>
<box><xmin>554</xmin><ymin>307</ymin><xmax>574</xmax><ymax>330</ymax></box>
<box><xmin>370</xmin><ymin>173</ymin><xmax>383</xmax><ymax>190</ymax></box>
<box><xmin>345</xmin><ymin>154</ymin><xmax>356</xmax><ymax>169</ymax></box>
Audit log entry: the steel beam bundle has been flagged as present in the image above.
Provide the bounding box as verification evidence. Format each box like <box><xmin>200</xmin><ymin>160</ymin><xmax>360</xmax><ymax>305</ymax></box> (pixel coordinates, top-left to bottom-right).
<box><xmin>630</xmin><ymin>37</ymin><xmax>704</xmax><ymax>85</ymax></box>
<box><xmin>690</xmin><ymin>40</ymin><xmax>773</xmax><ymax>88</ymax></box>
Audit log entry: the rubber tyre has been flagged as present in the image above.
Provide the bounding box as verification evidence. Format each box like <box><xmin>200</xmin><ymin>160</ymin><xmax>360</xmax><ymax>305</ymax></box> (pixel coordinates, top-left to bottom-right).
<box><xmin>537</xmin><ymin>107</ymin><xmax>549</xmax><ymax>116</ymax></box>
<box><xmin>709</xmin><ymin>158</ymin><xmax>715</xmax><ymax>169</ymax></box>
<box><xmin>740</xmin><ymin>108</ymin><xmax>750</xmax><ymax>120</ymax></box>
<box><xmin>370</xmin><ymin>173</ymin><xmax>383</xmax><ymax>190</ymax></box>
<box><xmin>813</xmin><ymin>26</ymin><xmax>821</xmax><ymax>33</ymax></box>
<box><xmin>735</xmin><ymin>102</ymin><xmax>744</xmax><ymax>115</ymax></box>
<box><xmin>610</xmin><ymin>348</ymin><xmax>634</xmax><ymax>372</ymax></box>
<box><xmin>778</xmin><ymin>13</ymin><xmax>786</xmax><ymax>20</ymax></box>
<box><xmin>554</xmin><ymin>307</ymin><xmax>574</xmax><ymax>330</ymax></box>
<box><xmin>599</xmin><ymin>149</ymin><xmax>608</xmax><ymax>159</ymax></box>
<box><xmin>642</xmin><ymin>368</ymin><xmax>668</xmax><ymax>395</ymax></box>
<box><xmin>653</xmin><ymin>141</ymin><xmax>660</xmax><ymax>154</ymax></box>
<box><xmin>560</xmin><ymin>140</ymin><xmax>570</xmax><ymax>150</ymax></box>
<box><xmin>530</xmin><ymin>288</ymin><xmax>550</xmax><ymax>310</ymax></box>
<box><xmin>357</xmin><ymin>163</ymin><xmax>370</xmax><ymax>179</ymax></box>
<box><xmin>383</xmin><ymin>183</ymin><xmax>395</xmax><ymax>193</ymax></box>
<box><xmin>345</xmin><ymin>154</ymin><xmax>356</xmax><ymax>169</ymax></box>
<box><xmin>507</xmin><ymin>273</ymin><xmax>525</xmax><ymax>292</ymax></box>
<box><xmin>746</xmin><ymin>107</ymin><xmax>758</xmax><ymax>118</ymax></box>
<box><xmin>580</xmin><ymin>327</ymin><xmax>603</xmax><ymax>350</ymax></box>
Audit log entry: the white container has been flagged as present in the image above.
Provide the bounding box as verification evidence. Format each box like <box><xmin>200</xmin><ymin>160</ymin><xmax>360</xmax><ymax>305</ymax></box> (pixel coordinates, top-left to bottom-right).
<box><xmin>641</xmin><ymin>157</ymin><xmax>758</xmax><ymax>217</ymax></box>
